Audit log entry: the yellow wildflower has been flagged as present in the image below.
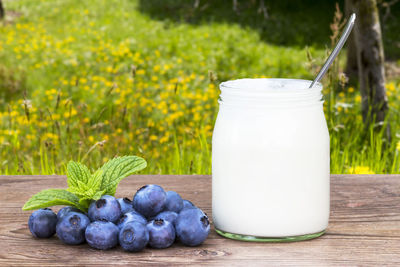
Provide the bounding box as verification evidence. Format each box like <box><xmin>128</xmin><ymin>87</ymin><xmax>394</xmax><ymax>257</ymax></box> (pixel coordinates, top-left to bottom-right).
<box><xmin>136</xmin><ymin>69</ymin><xmax>145</xmax><ymax>75</ymax></box>
<box><xmin>160</xmin><ymin>135</ymin><xmax>169</xmax><ymax>143</ymax></box>
<box><xmin>386</xmin><ymin>82</ymin><xmax>395</xmax><ymax>92</ymax></box>
<box><xmin>348</xmin><ymin>166</ymin><xmax>375</xmax><ymax>174</ymax></box>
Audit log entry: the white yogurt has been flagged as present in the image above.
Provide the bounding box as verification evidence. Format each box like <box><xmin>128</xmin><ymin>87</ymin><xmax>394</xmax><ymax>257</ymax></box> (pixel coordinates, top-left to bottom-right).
<box><xmin>212</xmin><ymin>79</ymin><xmax>330</xmax><ymax>238</ymax></box>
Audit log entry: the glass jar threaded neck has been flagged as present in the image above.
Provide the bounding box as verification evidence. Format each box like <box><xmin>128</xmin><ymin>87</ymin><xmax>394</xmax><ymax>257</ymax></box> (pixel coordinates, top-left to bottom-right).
<box><xmin>219</xmin><ymin>78</ymin><xmax>323</xmax><ymax>108</ymax></box>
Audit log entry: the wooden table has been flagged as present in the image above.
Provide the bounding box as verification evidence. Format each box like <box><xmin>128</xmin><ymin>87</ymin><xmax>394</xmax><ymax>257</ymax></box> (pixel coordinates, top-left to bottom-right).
<box><xmin>0</xmin><ymin>175</ymin><xmax>399</xmax><ymax>266</ymax></box>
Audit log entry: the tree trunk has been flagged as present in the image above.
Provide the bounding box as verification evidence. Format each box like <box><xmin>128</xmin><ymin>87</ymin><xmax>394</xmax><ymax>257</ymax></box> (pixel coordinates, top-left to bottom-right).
<box><xmin>0</xmin><ymin>0</ymin><xmax>5</xmax><ymax>20</ymax></box>
<box><xmin>349</xmin><ymin>0</ymin><xmax>388</xmax><ymax>126</ymax></box>
<box><xmin>344</xmin><ymin>0</ymin><xmax>358</xmax><ymax>83</ymax></box>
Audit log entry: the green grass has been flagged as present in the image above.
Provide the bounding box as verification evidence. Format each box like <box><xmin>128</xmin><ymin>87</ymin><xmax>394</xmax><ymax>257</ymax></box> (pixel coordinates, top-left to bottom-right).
<box><xmin>0</xmin><ymin>0</ymin><xmax>399</xmax><ymax>175</ymax></box>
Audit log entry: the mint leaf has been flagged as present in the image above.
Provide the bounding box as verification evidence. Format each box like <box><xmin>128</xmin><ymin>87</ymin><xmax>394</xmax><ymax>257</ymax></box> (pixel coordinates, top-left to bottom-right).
<box><xmin>22</xmin><ymin>155</ymin><xmax>147</xmax><ymax>212</ymax></box>
<box><xmin>92</xmin><ymin>189</ymin><xmax>106</xmax><ymax>200</ymax></box>
<box><xmin>67</xmin><ymin>184</ymin><xmax>87</xmax><ymax>199</ymax></box>
<box><xmin>67</xmin><ymin>161</ymin><xmax>91</xmax><ymax>193</ymax></box>
<box><xmin>100</xmin><ymin>156</ymin><xmax>147</xmax><ymax>195</ymax></box>
<box><xmin>87</xmin><ymin>169</ymin><xmax>103</xmax><ymax>193</ymax></box>
<box><xmin>78</xmin><ymin>197</ymin><xmax>92</xmax><ymax>209</ymax></box>
<box><xmin>22</xmin><ymin>189</ymin><xmax>84</xmax><ymax>211</ymax></box>
<box><xmin>68</xmin><ymin>169</ymin><xmax>103</xmax><ymax>198</ymax></box>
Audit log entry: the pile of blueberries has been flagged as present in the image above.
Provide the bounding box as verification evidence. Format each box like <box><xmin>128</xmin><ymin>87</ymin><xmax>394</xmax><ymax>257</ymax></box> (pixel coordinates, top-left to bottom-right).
<box><xmin>27</xmin><ymin>184</ymin><xmax>210</xmax><ymax>251</ymax></box>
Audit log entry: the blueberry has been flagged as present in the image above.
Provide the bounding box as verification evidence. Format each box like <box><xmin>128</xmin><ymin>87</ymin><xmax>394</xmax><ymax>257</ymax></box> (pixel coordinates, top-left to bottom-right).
<box><xmin>175</xmin><ymin>208</ymin><xmax>210</xmax><ymax>246</ymax></box>
<box><xmin>28</xmin><ymin>208</ymin><xmax>57</xmax><ymax>238</ymax></box>
<box><xmin>164</xmin><ymin>191</ymin><xmax>183</xmax><ymax>213</ymax></box>
<box><xmin>116</xmin><ymin>211</ymin><xmax>147</xmax><ymax>230</ymax></box>
<box><xmin>182</xmin><ymin>199</ymin><xmax>196</xmax><ymax>210</ymax></box>
<box><xmin>119</xmin><ymin>221</ymin><xmax>149</xmax><ymax>252</ymax></box>
<box><xmin>56</xmin><ymin>212</ymin><xmax>90</xmax><ymax>245</ymax></box>
<box><xmin>88</xmin><ymin>195</ymin><xmax>122</xmax><ymax>223</ymax></box>
<box><xmin>85</xmin><ymin>220</ymin><xmax>119</xmax><ymax>250</ymax></box>
<box><xmin>133</xmin><ymin>185</ymin><xmax>166</xmax><ymax>218</ymax></box>
<box><xmin>146</xmin><ymin>219</ymin><xmax>175</xmax><ymax>249</ymax></box>
<box><xmin>117</xmin><ymin>197</ymin><xmax>134</xmax><ymax>214</ymax></box>
<box><xmin>153</xmin><ymin>211</ymin><xmax>178</xmax><ymax>225</ymax></box>
<box><xmin>57</xmin><ymin>206</ymin><xmax>81</xmax><ymax>221</ymax></box>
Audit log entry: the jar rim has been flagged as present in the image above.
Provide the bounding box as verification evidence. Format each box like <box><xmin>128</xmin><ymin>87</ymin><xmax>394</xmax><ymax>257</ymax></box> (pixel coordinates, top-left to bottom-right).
<box><xmin>220</xmin><ymin>78</ymin><xmax>322</xmax><ymax>92</ymax></box>
<box><xmin>219</xmin><ymin>78</ymin><xmax>323</xmax><ymax>108</ymax></box>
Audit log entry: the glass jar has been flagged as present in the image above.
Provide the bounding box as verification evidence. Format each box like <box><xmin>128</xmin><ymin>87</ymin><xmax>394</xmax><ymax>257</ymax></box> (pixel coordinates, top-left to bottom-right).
<box><xmin>212</xmin><ymin>78</ymin><xmax>330</xmax><ymax>242</ymax></box>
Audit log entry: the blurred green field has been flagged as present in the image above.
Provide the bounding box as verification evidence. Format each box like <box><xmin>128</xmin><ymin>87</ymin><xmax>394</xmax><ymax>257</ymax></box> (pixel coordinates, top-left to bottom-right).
<box><xmin>0</xmin><ymin>0</ymin><xmax>399</xmax><ymax>175</ymax></box>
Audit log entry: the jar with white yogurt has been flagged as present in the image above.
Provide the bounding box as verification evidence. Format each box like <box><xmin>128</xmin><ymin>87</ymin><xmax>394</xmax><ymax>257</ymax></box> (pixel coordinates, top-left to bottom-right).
<box><xmin>212</xmin><ymin>78</ymin><xmax>330</xmax><ymax>242</ymax></box>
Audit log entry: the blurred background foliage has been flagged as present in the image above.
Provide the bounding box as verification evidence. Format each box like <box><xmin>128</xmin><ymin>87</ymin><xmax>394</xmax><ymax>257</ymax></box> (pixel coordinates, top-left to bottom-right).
<box><xmin>0</xmin><ymin>0</ymin><xmax>399</xmax><ymax>175</ymax></box>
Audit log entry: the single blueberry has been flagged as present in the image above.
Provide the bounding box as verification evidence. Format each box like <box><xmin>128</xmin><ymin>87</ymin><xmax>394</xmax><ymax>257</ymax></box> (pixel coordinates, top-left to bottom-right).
<box><xmin>182</xmin><ymin>199</ymin><xmax>196</xmax><ymax>210</ymax></box>
<box><xmin>56</xmin><ymin>212</ymin><xmax>90</xmax><ymax>245</ymax></box>
<box><xmin>153</xmin><ymin>211</ymin><xmax>178</xmax><ymax>225</ymax></box>
<box><xmin>57</xmin><ymin>206</ymin><xmax>81</xmax><ymax>221</ymax></box>
<box><xmin>116</xmin><ymin>211</ymin><xmax>147</xmax><ymax>230</ymax></box>
<box><xmin>117</xmin><ymin>197</ymin><xmax>134</xmax><ymax>214</ymax></box>
<box><xmin>164</xmin><ymin>191</ymin><xmax>183</xmax><ymax>213</ymax></box>
<box><xmin>85</xmin><ymin>220</ymin><xmax>119</xmax><ymax>250</ymax></box>
<box><xmin>175</xmin><ymin>208</ymin><xmax>210</xmax><ymax>246</ymax></box>
<box><xmin>133</xmin><ymin>184</ymin><xmax>166</xmax><ymax>218</ymax></box>
<box><xmin>119</xmin><ymin>221</ymin><xmax>149</xmax><ymax>252</ymax></box>
<box><xmin>88</xmin><ymin>195</ymin><xmax>122</xmax><ymax>223</ymax></box>
<box><xmin>28</xmin><ymin>208</ymin><xmax>57</xmax><ymax>238</ymax></box>
<box><xmin>146</xmin><ymin>219</ymin><xmax>175</xmax><ymax>249</ymax></box>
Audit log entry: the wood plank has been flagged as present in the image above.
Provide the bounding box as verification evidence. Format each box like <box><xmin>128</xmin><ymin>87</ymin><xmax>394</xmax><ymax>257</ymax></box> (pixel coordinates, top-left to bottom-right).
<box><xmin>0</xmin><ymin>175</ymin><xmax>399</xmax><ymax>266</ymax></box>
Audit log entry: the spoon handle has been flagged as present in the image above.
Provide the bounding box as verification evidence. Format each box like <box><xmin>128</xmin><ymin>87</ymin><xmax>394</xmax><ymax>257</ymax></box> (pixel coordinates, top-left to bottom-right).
<box><xmin>309</xmin><ymin>13</ymin><xmax>356</xmax><ymax>88</ymax></box>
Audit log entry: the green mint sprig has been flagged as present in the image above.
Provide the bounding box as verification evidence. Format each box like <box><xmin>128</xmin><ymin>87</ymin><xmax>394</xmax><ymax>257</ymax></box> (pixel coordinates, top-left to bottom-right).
<box><xmin>22</xmin><ymin>156</ymin><xmax>147</xmax><ymax>212</ymax></box>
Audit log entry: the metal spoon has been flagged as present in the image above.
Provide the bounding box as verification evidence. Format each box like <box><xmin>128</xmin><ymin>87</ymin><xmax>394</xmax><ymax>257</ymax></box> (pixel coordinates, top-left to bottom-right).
<box><xmin>309</xmin><ymin>13</ymin><xmax>356</xmax><ymax>88</ymax></box>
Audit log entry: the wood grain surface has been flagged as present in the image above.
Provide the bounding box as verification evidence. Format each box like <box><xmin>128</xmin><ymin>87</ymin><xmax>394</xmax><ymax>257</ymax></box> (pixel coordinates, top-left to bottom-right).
<box><xmin>0</xmin><ymin>175</ymin><xmax>399</xmax><ymax>266</ymax></box>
